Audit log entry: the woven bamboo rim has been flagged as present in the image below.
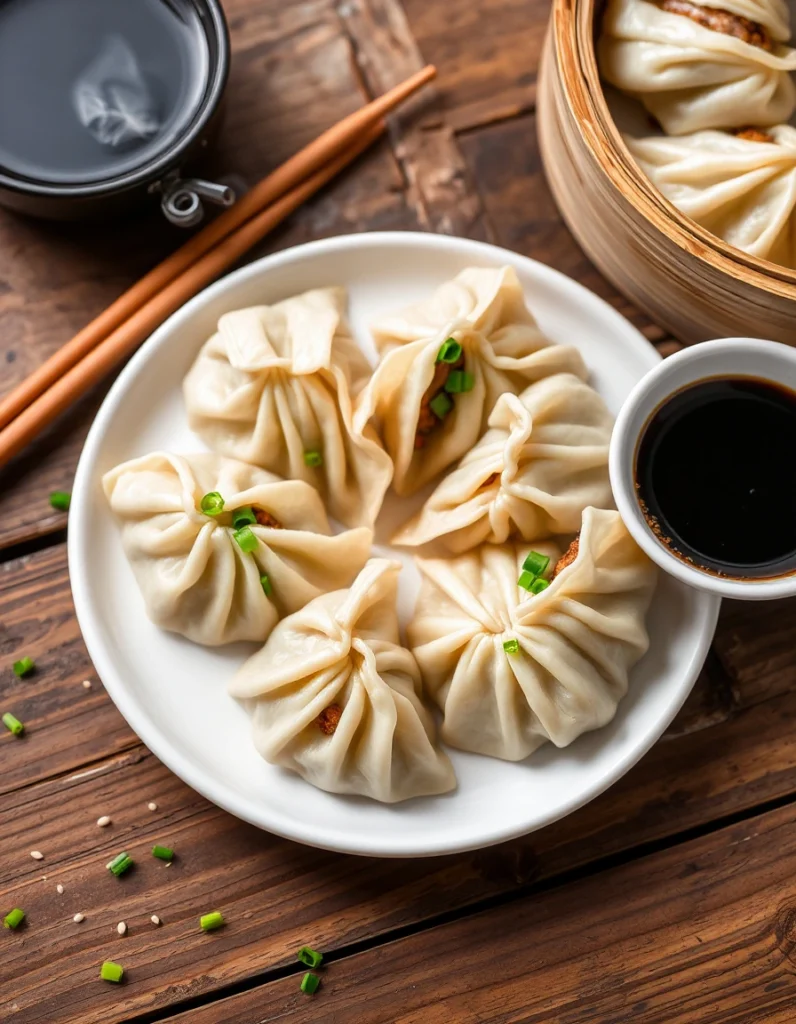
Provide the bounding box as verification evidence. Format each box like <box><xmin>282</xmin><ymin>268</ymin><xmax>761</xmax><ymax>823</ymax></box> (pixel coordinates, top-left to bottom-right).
<box><xmin>537</xmin><ymin>0</ymin><xmax>796</xmax><ymax>343</ymax></box>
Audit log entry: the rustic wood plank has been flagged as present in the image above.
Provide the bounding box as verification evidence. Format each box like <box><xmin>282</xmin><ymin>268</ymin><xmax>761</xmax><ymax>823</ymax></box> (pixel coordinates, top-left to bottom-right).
<box><xmin>159</xmin><ymin>799</ymin><xmax>796</xmax><ymax>1024</ymax></box>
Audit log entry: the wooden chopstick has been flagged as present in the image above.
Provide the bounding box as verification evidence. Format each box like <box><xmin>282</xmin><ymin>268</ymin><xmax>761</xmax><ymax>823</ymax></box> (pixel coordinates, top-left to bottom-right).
<box><xmin>0</xmin><ymin>65</ymin><xmax>436</xmax><ymax>434</ymax></box>
<box><xmin>0</xmin><ymin>119</ymin><xmax>387</xmax><ymax>468</ymax></box>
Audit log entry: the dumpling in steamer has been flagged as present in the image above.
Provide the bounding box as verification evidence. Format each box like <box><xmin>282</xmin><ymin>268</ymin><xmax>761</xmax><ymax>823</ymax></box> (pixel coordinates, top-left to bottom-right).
<box><xmin>598</xmin><ymin>0</ymin><xmax>796</xmax><ymax>134</ymax></box>
<box><xmin>103</xmin><ymin>452</ymin><xmax>373</xmax><ymax>646</ymax></box>
<box><xmin>354</xmin><ymin>266</ymin><xmax>588</xmax><ymax>496</ymax></box>
<box><xmin>230</xmin><ymin>559</ymin><xmax>456</xmax><ymax>802</ymax></box>
<box><xmin>625</xmin><ymin>125</ymin><xmax>796</xmax><ymax>267</ymax></box>
<box><xmin>407</xmin><ymin>508</ymin><xmax>658</xmax><ymax>761</ymax></box>
<box><xmin>392</xmin><ymin>374</ymin><xmax>614</xmax><ymax>552</ymax></box>
<box><xmin>183</xmin><ymin>287</ymin><xmax>393</xmax><ymax>528</ymax></box>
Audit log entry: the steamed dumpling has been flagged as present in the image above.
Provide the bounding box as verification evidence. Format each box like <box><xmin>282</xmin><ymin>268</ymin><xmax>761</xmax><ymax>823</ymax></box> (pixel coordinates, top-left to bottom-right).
<box><xmin>625</xmin><ymin>125</ymin><xmax>796</xmax><ymax>266</ymax></box>
<box><xmin>183</xmin><ymin>287</ymin><xmax>393</xmax><ymax>528</ymax></box>
<box><xmin>230</xmin><ymin>559</ymin><xmax>456</xmax><ymax>802</ymax></box>
<box><xmin>392</xmin><ymin>374</ymin><xmax>614</xmax><ymax>552</ymax></box>
<box><xmin>103</xmin><ymin>452</ymin><xmax>373</xmax><ymax>646</ymax></box>
<box><xmin>407</xmin><ymin>508</ymin><xmax>657</xmax><ymax>761</ymax></box>
<box><xmin>354</xmin><ymin>267</ymin><xmax>588</xmax><ymax>496</ymax></box>
<box><xmin>599</xmin><ymin>0</ymin><xmax>796</xmax><ymax>134</ymax></box>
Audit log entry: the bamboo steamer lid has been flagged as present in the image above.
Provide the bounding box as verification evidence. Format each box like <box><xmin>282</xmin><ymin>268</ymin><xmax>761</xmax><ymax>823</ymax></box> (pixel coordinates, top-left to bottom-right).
<box><xmin>537</xmin><ymin>0</ymin><xmax>796</xmax><ymax>344</ymax></box>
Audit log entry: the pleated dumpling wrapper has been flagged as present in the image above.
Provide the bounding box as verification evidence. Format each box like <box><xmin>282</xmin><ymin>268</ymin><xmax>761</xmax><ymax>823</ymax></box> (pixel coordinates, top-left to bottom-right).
<box><xmin>407</xmin><ymin>508</ymin><xmax>658</xmax><ymax>761</ymax></box>
<box><xmin>103</xmin><ymin>452</ymin><xmax>373</xmax><ymax>646</ymax></box>
<box><xmin>354</xmin><ymin>266</ymin><xmax>588</xmax><ymax>496</ymax></box>
<box><xmin>182</xmin><ymin>287</ymin><xmax>393</xmax><ymax>528</ymax></box>
<box><xmin>229</xmin><ymin>559</ymin><xmax>456</xmax><ymax>802</ymax></box>
<box><xmin>625</xmin><ymin>126</ymin><xmax>796</xmax><ymax>267</ymax></box>
<box><xmin>392</xmin><ymin>374</ymin><xmax>614</xmax><ymax>553</ymax></box>
<box><xmin>598</xmin><ymin>0</ymin><xmax>796</xmax><ymax>135</ymax></box>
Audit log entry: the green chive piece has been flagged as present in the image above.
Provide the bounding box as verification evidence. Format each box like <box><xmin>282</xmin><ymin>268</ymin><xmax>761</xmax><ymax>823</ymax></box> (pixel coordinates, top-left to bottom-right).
<box><xmin>152</xmin><ymin>845</ymin><xmax>174</xmax><ymax>862</ymax></box>
<box><xmin>522</xmin><ymin>551</ymin><xmax>551</xmax><ymax>578</ymax></box>
<box><xmin>106</xmin><ymin>852</ymin><xmax>133</xmax><ymax>877</ymax></box>
<box><xmin>49</xmin><ymin>491</ymin><xmax>71</xmax><ymax>512</ymax></box>
<box><xmin>4</xmin><ymin>908</ymin><xmax>25</xmax><ymax>929</ymax></box>
<box><xmin>200</xmin><ymin>911</ymin><xmax>225</xmax><ymax>932</ymax></box>
<box><xmin>503</xmin><ymin>639</ymin><xmax>520</xmax><ymax>655</ymax></box>
<box><xmin>232</xmin><ymin>506</ymin><xmax>256</xmax><ymax>529</ymax></box>
<box><xmin>530</xmin><ymin>577</ymin><xmax>550</xmax><ymax>595</ymax></box>
<box><xmin>518</xmin><ymin>570</ymin><xmax>536</xmax><ymax>592</ymax></box>
<box><xmin>436</xmin><ymin>338</ymin><xmax>462</xmax><ymax>364</ymax></box>
<box><xmin>260</xmin><ymin>574</ymin><xmax>273</xmax><ymax>598</ymax></box>
<box><xmin>444</xmin><ymin>370</ymin><xmax>465</xmax><ymax>394</ymax></box>
<box><xmin>297</xmin><ymin>946</ymin><xmax>324</xmax><ymax>969</ymax></box>
<box><xmin>200</xmin><ymin>491</ymin><xmax>225</xmax><ymax>516</ymax></box>
<box><xmin>2</xmin><ymin>712</ymin><xmax>24</xmax><ymax>737</ymax></box>
<box><xmin>303</xmin><ymin>450</ymin><xmax>323</xmax><ymax>468</ymax></box>
<box><xmin>300</xmin><ymin>972</ymin><xmax>321</xmax><ymax>995</ymax></box>
<box><xmin>12</xmin><ymin>657</ymin><xmax>34</xmax><ymax>678</ymax></box>
<box><xmin>429</xmin><ymin>392</ymin><xmax>453</xmax><ymax>420</ymax></box>
<box><xmin>460</xmin><ymin>371</ymin><xmax>475</xmax><ymax>392</ymax></box>
<box><xmin>100</xmin><ymin>961</ymin><xmax>124</xmax><ymax>983</ymax></box>
<box><xmin>233</xmin><ymin>526</ymin><xmax>258</xmax><ymax>554</ymax></box>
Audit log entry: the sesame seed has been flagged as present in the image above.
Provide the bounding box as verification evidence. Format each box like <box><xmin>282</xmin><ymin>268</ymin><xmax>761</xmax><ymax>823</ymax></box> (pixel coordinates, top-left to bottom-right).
<box><xmin>73</xmin><ymin>913</ymin><xmax>85</xmax><ymax>923</ymax></box>
<box><xmin>116</xmin><ymin>922</ymin><xmax>127</xmax><ymax>936</ymax></box>
<box><xmin>147</xmin><ymin>802</ymin><xmax>158</xmax><ymax>811</ymax></box>
<box><xmin>82</xmin><ymin>679</ymin><xmax>92</xmax><ymax>689</ymax></box>
<box><xmin>30</xmin><ymin>850</ymin><xmax>43</xmax><ymax>860</ymax></box>
<box><xmin>96</xmin><ymin>815</ymin><xmax>111</xmax><ymax>827</ymax></box>
<box><xmin>150</xmin><ymin>915</ymin><xmax>161</xmax><ymax>926</ymax></box>
<box><xmin>56</xmin><ymin>884</ymin><xmax>64</xmax><ymax>894</ymax></box>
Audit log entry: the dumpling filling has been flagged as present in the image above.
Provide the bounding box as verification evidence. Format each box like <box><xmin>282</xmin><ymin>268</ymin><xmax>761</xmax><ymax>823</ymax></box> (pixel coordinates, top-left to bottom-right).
<box><xmin>658</xmin><ymin>0</ymin><xmax>772</xmax><ymax>49</ymax></box>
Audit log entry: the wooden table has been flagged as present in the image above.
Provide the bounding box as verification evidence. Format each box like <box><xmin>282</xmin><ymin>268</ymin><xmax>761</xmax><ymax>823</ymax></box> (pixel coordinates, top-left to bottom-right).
<box><xmin>1</xmin><ymin>1</ymin><xmax>795</xmax><ymax>1021</ymax></box>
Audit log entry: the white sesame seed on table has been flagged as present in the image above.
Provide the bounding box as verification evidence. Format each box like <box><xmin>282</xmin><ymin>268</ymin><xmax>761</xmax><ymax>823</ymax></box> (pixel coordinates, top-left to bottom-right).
<box><xmin>150</xmin><ymin>915</ymin><xmax>161</xmax><ymax>926</ymax></box>
<box><xmin>117</xmin><ymin>921</ymin><xmax>127</xmax><ymax>936</ymax></box>
<box><xmin>147</xmin><ymin>801</ymin><xmax>158</xmax><ymax>811</ymax></box>
<box><xmin>73</xmin><ymin>913</ymin><xmax>84</xmax><ymax>923</ymax></box>
<box><xmin>30</xmin><ymin>850</ymin><xmax>43</xmax><ymax>860</ymax></box>
<box><xmin>97</xmin><ymin>815</ymin><xmax>111</xmax><ymax>827</ymax></box>
<box><xmin>82</xmin><ymin>679</ymin><xmax>92</xmax><ymax>689</ymax></box>
<box><xmin>56</xmin><ymin>884</ymin><xmax>64</xmax><ymax>894</ymax></box>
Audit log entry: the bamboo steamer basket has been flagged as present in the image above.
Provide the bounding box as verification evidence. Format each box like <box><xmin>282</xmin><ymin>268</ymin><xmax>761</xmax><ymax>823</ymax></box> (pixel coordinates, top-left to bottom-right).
<box><xmin>537</xmin><ymin>0</ymin><xmax>796</xmax><ymax>344</ymax></box>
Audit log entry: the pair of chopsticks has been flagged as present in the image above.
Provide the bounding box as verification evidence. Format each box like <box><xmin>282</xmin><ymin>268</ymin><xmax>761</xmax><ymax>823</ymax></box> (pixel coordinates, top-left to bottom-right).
<box><xmin>0</xmin><ymin>65</ymin><xmax>437</xmax><ymax>469</ymax></box>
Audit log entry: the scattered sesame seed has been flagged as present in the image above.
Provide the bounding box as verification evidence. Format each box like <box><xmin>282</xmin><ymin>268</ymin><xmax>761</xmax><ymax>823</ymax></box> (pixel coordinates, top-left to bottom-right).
<box><xmin>82</xmin><ymin>679</ymin><xmax>92</xmax><ymax>689</ymax></box>
<box><xmin>73</xmin><ymin>913</ymin><xmax>85</xmax><ymax>923</ymax></box>
<box><xmin>96</xmin><ymin>815</ymin><xmax>111</xmax><ymax>827</ymax></box>
<box><xmin>147</xmin><ymin>802</ymin><xmax>158</xmax><ymax>811</ymax></box>
<box><xmin>164</xmin><ymin>861</ymin><xmax>172</xmax><ymax>867</ymax></box>
<box><xmin>56</xmin><ymin>884</ymin><xmax>64</xmax><ymax>894</ymax></box>
<box><xmin>116</xmin><ymin>922</ymin><xmax>127</xmax><ymax>936</ymax></box>
<box><xmin>30</xmin><ymin>851</ymin><xmax>43</xmax><ymax>861</ymax></box>
<box><xmin>150</xmin><ymin>915</ymin><xmax>161</xmax><ymax>926</ymax></box>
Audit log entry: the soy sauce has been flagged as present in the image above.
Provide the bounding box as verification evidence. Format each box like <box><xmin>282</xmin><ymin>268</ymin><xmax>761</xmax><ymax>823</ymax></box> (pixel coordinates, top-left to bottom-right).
<box><xmin>635</xmin><ymin>377</ymin><xmax>796</xmax><ymax>578</ymax></box>
<box><xmin>0</xmin><ymin>0</ymin><xmax>209</xmax><ymax>184</ymax></box>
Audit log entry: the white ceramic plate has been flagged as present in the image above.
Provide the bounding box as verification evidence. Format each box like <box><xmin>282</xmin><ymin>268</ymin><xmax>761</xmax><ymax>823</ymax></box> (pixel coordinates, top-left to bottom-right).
<box><xmin>69</xmin><ymin>232</ymin><xmax>719</xmax><ymax>857</ymax></box>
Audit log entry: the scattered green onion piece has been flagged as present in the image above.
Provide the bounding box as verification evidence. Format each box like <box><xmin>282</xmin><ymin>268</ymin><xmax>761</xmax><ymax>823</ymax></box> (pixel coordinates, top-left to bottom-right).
<box><xmin>200</xmin><ymin>911</ymin><xmax>225</xmax><ymax>932</ymax></box>
<box><xmin>502</xmin><ymin>639</ymin><xmax>520</xmax><ymax>655</ymax></box>
<box><xmin>4</xmin><ymin>908</ymin><xmax>25</xmax><ymax>929</ymax></box>
<box><xmin>429</xmin><ymin>392</ymin><xmax>453</xmax><ymax>420</ymax></box>
<box><xmin>200</xmin><ymin>491</ymin><xmax>225</xmax><ymax>516</ymax></box>
<box><xmin>444</xmin><ymin>370</ymin><xmax>466</xmax><ymax>394</ymax></box>
<box><xmin>100</xmin><ymin>961</ymin><xmax>124</xmax><ymax>983</ymax></box>
<box><xmin>49</xmin><ymin>491</ymin><xmax>71</xmax><ymax>512</ymax></box>
<box><xmin>518</xmin><ymin>570</ymin><xmax>536</xmax><ymax>592</ymax></box>
<box><xmin>530</xmin><ymin>578</ymin><xmax>550</xmax><ymax>595</ymax></box>
<box><xmin>260</xmin><ymin>574</ymin><xmax>273</xmax><ymax>598</ymax></box>
<box><xmin>152</xmin><ymin>845</ymin><xmax>174</xmax><ymax>862</ymax></box>
<box><xmin>300</xmin><ymin>972</ymin><xmax>321</xmax><ymax>995</ymax></box>
<box><xmin>232</xmin><ymin>506</ymin><xmax>256</xmax><ymax>529</ymax></box>
<box><xmin>2</xmin><ymin>712</ymin><xmax>24</xmax><ymax>737</ymax></box>
<box><xmin>522</xmin><ymin>551</ymin><xmax>550</xmax><ymax>578</ymax></box>
<box><xmin>460</xmin><ymin>371</ymin><xmax>475</xmax><ymax>392</ymax></box>
<box><xmin>436</xmin><ymin>338</ymin><xmax>462</xmax><ymax>364</ymax></box>
<box><xmin>233</xmin><ymin>526</ymin><xmax>258</xmax><ymax>554</ymax></box>
<box><xmin>106</xmin><ymin>852</ymin><xmax>133</xmax><ymax>877</ymax></box>
<box><xmin>12</xmin><ymin>657</ymin><xmax>34</xmax><ymax>678</ymax></box>
<box><xmin>303</xmin><ymin>450</ymin><xmax>323</xmax><ymax>468</ymax></box>
<box><xmin>297</xmin><ymin>946</ymin><xmax>324</xmax><ymax>969</ymax></box>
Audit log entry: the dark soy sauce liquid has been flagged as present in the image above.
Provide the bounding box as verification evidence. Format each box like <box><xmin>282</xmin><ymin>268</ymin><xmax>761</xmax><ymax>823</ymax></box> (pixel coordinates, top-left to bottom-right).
<box><xmin>0</xmin><ymin>0</ymin><xmax>208</xmax><ymax>184</ymax></box>
<box><xmin>636</xmin><ymin>377</ymin><xmax>796</xmax><ymax>578</ymax></box>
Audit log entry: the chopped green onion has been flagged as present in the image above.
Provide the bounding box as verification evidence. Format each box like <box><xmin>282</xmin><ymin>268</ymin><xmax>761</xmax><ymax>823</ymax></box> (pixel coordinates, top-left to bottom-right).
<box><xmin>429</xmin><ymin>392</ymin><xmax>453</xmax><ymax>420</ymax></box>
<box><xmin>4</xmin><ymin>908</ymin><xmax>25</xmax><ymax>929</ymax></box>
<box><xmin>232</xmin><ymin>506</ymin><xmax>256</xmax><ymax>529</ymax></box>
<box><xmin>297</xmin><ymin>946</ymin><xmax>324</xmax><ymax>969</ymax></box>
<box><xmin>530</xmin><ymin>578</ymin><xmax>550</xmax><ymax>595</ymax></box>
<box><xmin>100</xmin><ymin>961</ymin><xmax>124</xmax><ymax>983</ymax></box>
<box><xmin>152</xmin><ymin>845</ymin><xmax>174</xmax><ymax>862</ymax></box>
<box><xmin>260</xmin><ymin>574</ymin><xmax>273</xmax><ymax>598</ymax></box>
<box><xmin>2</xmin><ymin>712</ymin><xmax>24</xmax><ymax>737</ymax></box>
<box><xmin>522</xmin><ymin>551</ymin><xmax>550</xmax><ymax>578</ymax></box>
<box><xmin>502</xmin><ymin>639</ymin><xmax>520</xmax><ymax>655</ymax></box>
<box><xmin>300</xmin><ymin>972</ymin><xmax>321</xmax><ymax>995</ymax></box>
<box><xmin>200</xmin><ymin>491</ymin><xmax>225</xmax><ymax>516</ymax></box>
<box><xmin>13</xmin><ymin>657</ymin><xmax>34</xmax><ymax>678</ymax></box>
<box><xmin>49</xmin><ymin>491</ymin><xmax>71</xmax><ymax>512</ymax></box>
<box><xmin>444</xmin><ymin>370</ymin><xmax>466</xmax><ymax>394</ymax></box>
<box><xmin>200</xmin><ymin>911</ymin><xmax>225</xmax><ymax>932</ymax></box>
<box><xmin>460</xmin><ymin>371</ymin><xmax>475</xmax><ymax>392</ymax></box>
<box><xmin>518</xmin><ymin>570</ymin><xmax>536</xmax><ymax>592</ymax></box>
<box><xmin>436</xmin><ymin>338</ymin><xmax>462</xmax><ymax>364</ymax></box>
<box><xmin>233</xmin><ymin>526</ymin><xmax>258</xmax><ymax>554</ymax></box>
<box><xmin>303</xmin><ymin>450</ymin><xmax>323</xmax><ymax>468</ymax></box>
<box><xmin>106</xmin><ymin>852</ymin><xmax>133</xmax><ymax>877</ymax></box>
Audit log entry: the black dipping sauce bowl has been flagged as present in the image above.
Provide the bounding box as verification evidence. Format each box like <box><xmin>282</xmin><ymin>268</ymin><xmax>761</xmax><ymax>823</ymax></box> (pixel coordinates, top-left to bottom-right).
<box><xmin>0</xmin><ymin>0</ymin><xmax>230</xmax><ymax>225</ymax></box>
